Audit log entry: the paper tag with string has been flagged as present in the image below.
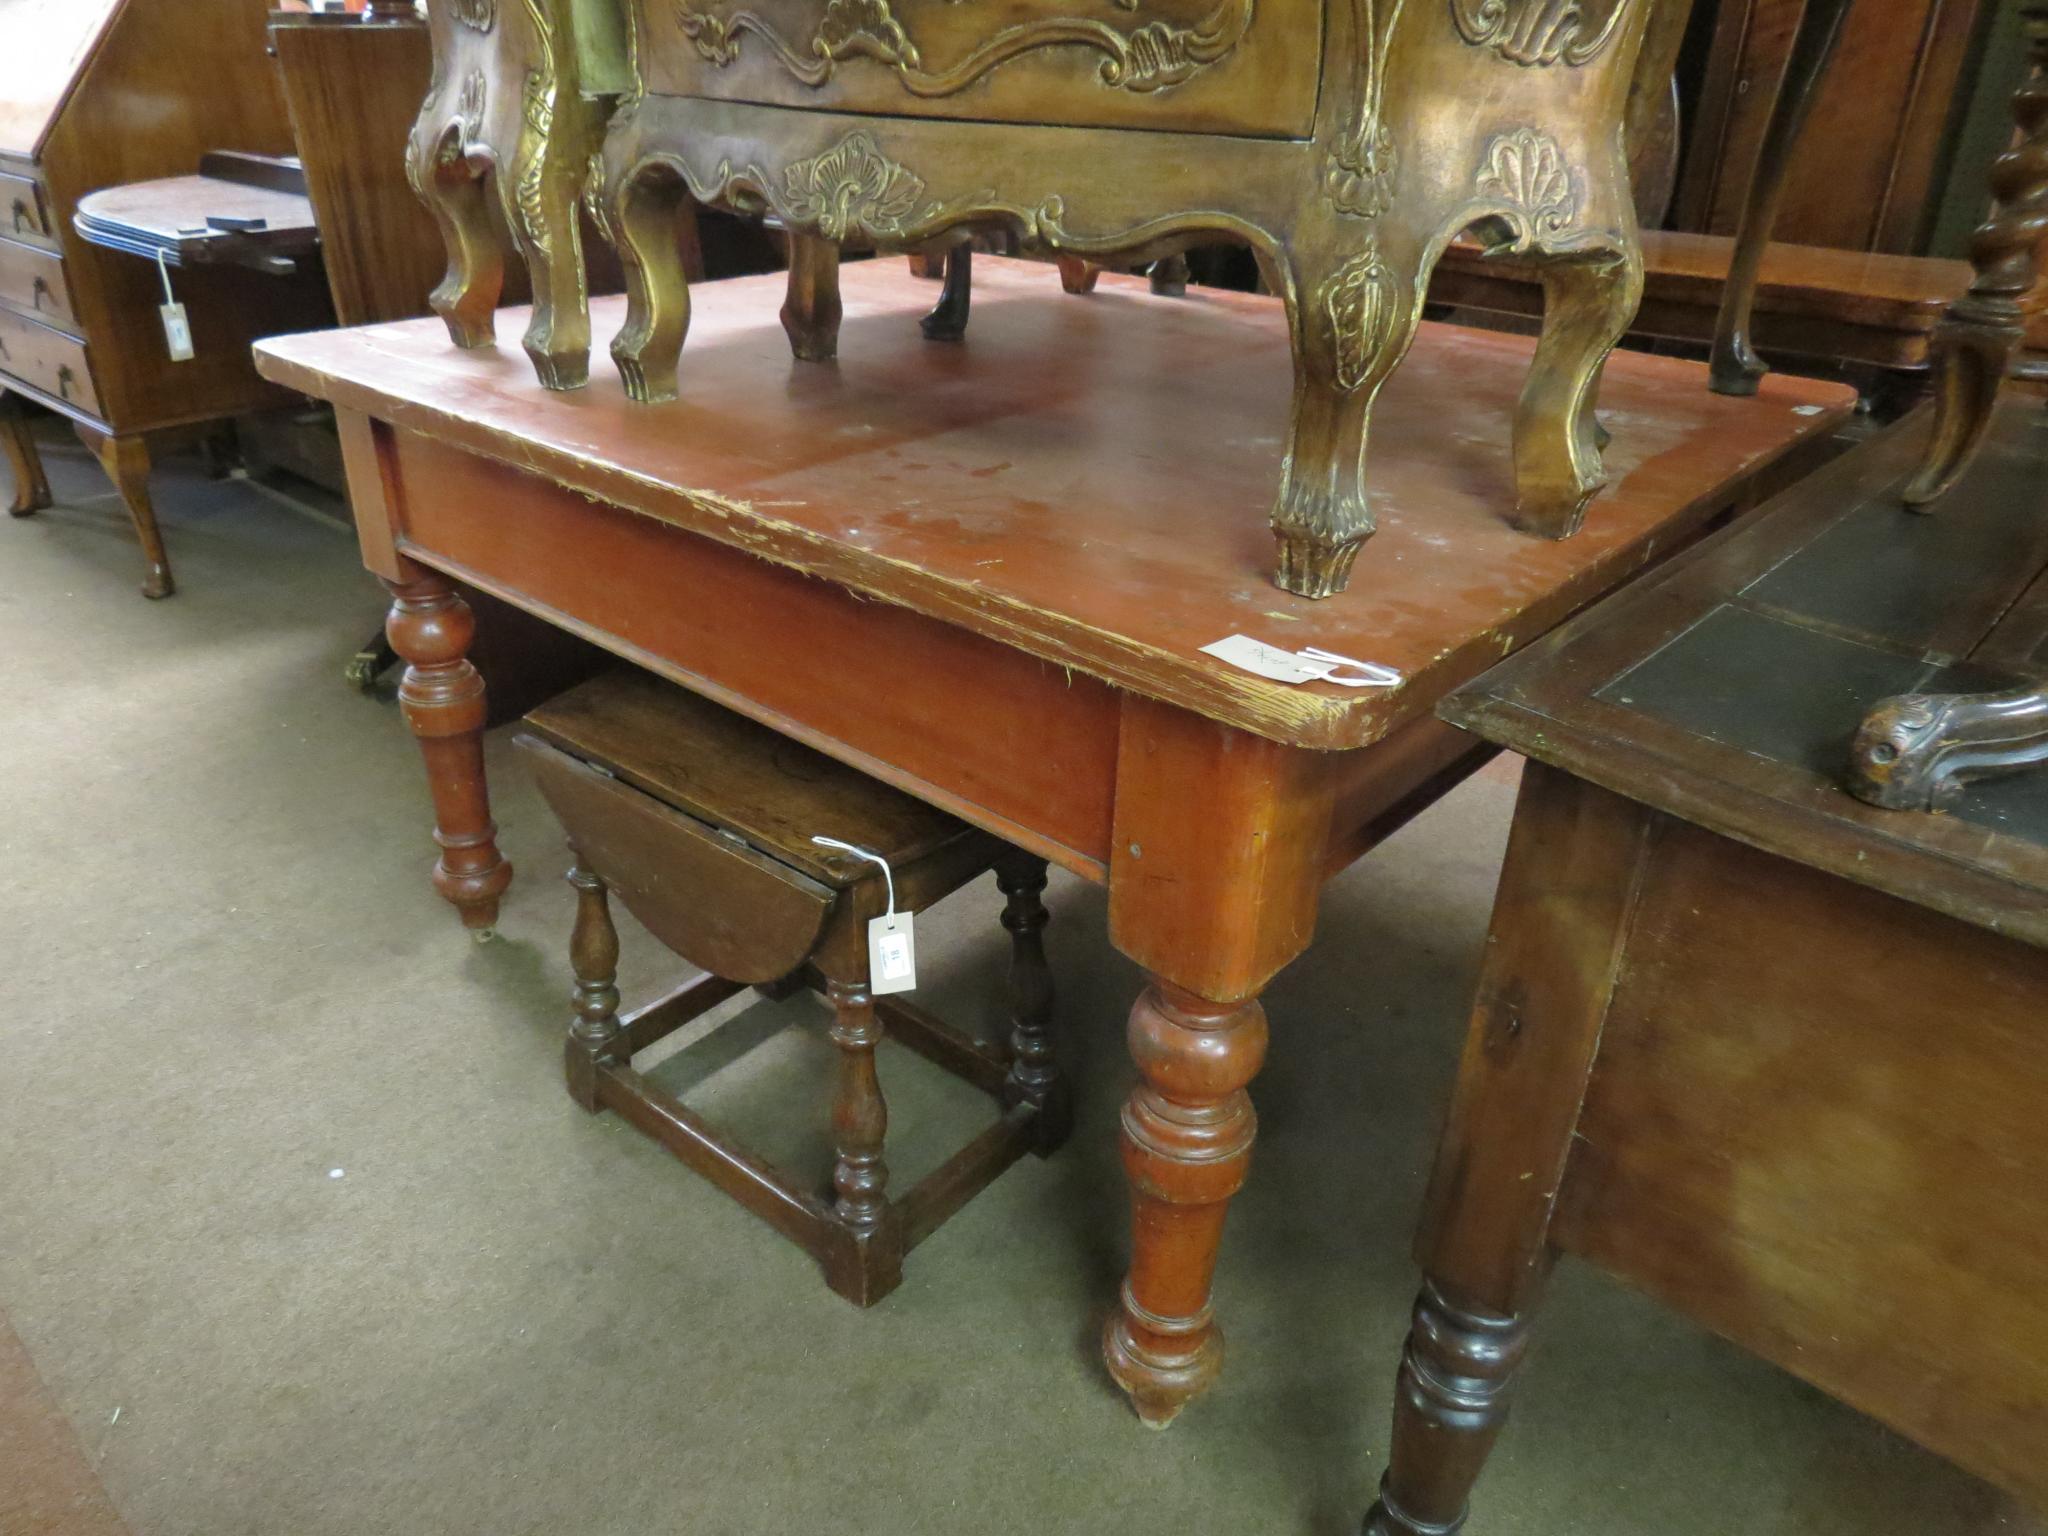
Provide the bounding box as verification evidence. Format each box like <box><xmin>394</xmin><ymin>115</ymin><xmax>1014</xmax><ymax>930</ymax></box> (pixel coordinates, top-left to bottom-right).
<box><xmin>155</xmin><ymin>250</ymin><xmax>193</xmax><ymax>363</ymax></box>
<box><xmin>812</xmin><ymin>836</ymin><xmax>917</xmax><ymax>994</ymax></box>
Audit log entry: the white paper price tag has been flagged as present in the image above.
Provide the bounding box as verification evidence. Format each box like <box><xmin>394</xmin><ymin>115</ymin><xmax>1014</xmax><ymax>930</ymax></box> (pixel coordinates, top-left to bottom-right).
<box><xmin>160</xmin><ymin>302</ymin><xmax>194</xmax><ymax>362</ymax></box>
<box><xmin>1200</xmin><ymin>635</ymin><xmax>1403</xmax><ymax>689</ymax></box>
<box><xmin>868</xmin><ymin>912</ymin><xmax>917</xmax><ymax>996</ymax></box>
<box><xmin>813</xmin><ymin>835</ymin><xmax>918</xmax><ymax>995</ymax></box>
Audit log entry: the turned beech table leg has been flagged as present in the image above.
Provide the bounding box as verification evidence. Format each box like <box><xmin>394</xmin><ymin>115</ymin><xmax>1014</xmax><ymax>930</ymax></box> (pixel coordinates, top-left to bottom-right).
<box><xmin>383</xmin><ymin>569</ymin><xmax>513</xmax><ymax>933</ymax></box>
<box><xmin>1104</xmin><ymin>980</ymin><xmax>1267</xmax><ymax>1425</ymax></box>
<box><xmin>1102</xmin><ymin>699</ymin><xmax>1333</xmax><ymax>1426</ymax></box>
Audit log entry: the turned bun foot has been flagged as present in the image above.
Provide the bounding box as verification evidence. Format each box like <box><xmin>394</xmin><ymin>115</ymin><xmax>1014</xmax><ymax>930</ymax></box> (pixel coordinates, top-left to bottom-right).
<box><xmin>1103</xmin><ymin>1301</ymin><xmax>1224</xmax><ymax>1429</ymax></box>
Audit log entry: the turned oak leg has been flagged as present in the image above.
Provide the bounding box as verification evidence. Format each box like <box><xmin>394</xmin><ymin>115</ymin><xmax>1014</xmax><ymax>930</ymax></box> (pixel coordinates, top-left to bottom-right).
<box><xmin>996</xmin><ymin>849</ymin><xmax>1069</xmax><ymax>1153</ymax></box>
<box><xmin>1363</xmin><ymin>1284</ymin><xmax>1535</xmax><ymax>1536</ymax></box>
<box><xmin>920</xmin><ymin>245</ymin><xmax>973</xmax><ymax>343</ymax></box>
<box><xmin>409</xmin><ymin>123</ymin><xmax>503</xmax><ymax>351</ymax></box>
<box><xmin>1103</xmin><ymin>981</ymin><xmax>1268</xmax><ymax>1427</ymax></box>
<box><xmin>1904</xmin><ymin>5</ymin><xmax>2048</xmax><ymax>504</ymax></box>
<box><xmin>1510</xmin><ymin>249</ymin><xmax>1644</xmax><ymax>539</ymax></box>
<box><xmin>76</xmin><ymin>425</ymin><xmax>171</xmax><ymax>599</ymax></box>
<box><xmin>383</xmin><ymin>571</ymin><xmax>512</xmax><ymax>933</ymax></box>
<box><xmin>513</xmin><ymin>175</ymin><xmax>592</xmax><ymax>391</ymax></box>
<box><xmin>1</xmin><ymin>389</ymin><xmax>50</xmax><ymax>516</ymax></box>
<box><xmin>564</xmin><ymin>858</ymin><xmax>623</xmax><ymax>1110</ymax></box>
<box><xmin>782</xmin><ymin>233</ymin><xmax>843</xmax><ymax>363</ymax></box>
<box><xmin>1708</xmin><ymin>0</ymin><xmax>1853</xmax><ymax>396</ymax></box>
<box><xmin>1270</xmin><ymin>238</ymin><xmax>1425</xmax><ymax>598</ymax></box>
<box><xmin>1056</xmin><ymin>255</ymin><xmax>1102</xmax><ymax>296</ymax></box>
<box><xmin>826</xmin><ymin>974</ymin><xmax>904</xmax><ymax>1304</ymax></box>
<box><xmin>609</xmin><ymin>164</ymin><xmax>693</xmax><ymax>403</ymax></box>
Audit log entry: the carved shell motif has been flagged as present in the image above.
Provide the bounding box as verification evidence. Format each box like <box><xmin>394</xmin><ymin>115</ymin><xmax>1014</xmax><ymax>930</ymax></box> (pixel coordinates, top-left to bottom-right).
<box><xmin>450</xmin><ymin>0</ymin><xmax>497</xmax><ymax>30</ymax></box>
<box><xmin>1449</xmin><ymin>0</ymin><xmax>1632</xmax><ymax>65</ymax></box>
<box><xmin>816</xmin><ymin>0</ymin><xmax>920</xmax><ymax>67</ymax></box>
<box><xmin>1321</xmin><ymin>245</ymin><xmax>1403</xmax><ymax>393</ymax></box>
<box><xmin>779</xmin><ymin>133</ymin><xmax>930</xmax><ymax>241</ymax></box>
<box><xmin>1473</xmin><ymin>127</ymin><xmax>1578</xmax><ymax>250</ymax></box>
<box><xmin>1326</xmin><ymin>118</ymin><xmax>1398</xmax><ymax>219</ymax></box>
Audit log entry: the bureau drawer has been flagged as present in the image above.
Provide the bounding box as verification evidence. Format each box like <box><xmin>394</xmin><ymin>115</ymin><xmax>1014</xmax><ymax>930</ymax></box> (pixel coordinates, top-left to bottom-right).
<box><xmin>0</xmin><ymin>168</ymin><xmax>55</xmax><ymax>248</ymax></box>
<box><xmin>0</xmin><ymin>305</ymin><xmax>98</xmax><ymax>415</ymax></box>
<box><xmin>0</xmin><ymin>237</ymin><xmax>74</xmax><ymax>329</ymax></box>
<box><xmin>645</xmin><ymin>0</ymin><xmax>1322</xmax><ymax>139</ymax></box>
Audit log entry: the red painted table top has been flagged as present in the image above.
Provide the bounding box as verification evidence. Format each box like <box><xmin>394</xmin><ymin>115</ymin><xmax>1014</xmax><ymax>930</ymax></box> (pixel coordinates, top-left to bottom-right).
<box><xmin>256</xmin><ymin>256</ymin><xmax>1855</xmax><ymax>751</ymax></box>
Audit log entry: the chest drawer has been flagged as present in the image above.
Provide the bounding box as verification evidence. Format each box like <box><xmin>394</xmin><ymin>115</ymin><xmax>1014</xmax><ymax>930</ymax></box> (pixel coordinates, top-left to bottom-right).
<box><xmin>0</xmin><ymin>237</ymin><xmax>74</xmax><ymax>329</ymax></box>
<box><xmin>0</xmin><ymin>304</ymin><xmax>98</xmax><ymax>416</ymax></box>
<box><xmin>0</xmin><ymin>168</ymin><xmax>56</xmax><ymax>248</ymax></box>
<box><xmin>643</xmin><ymin>0</ymin><xmax>1322</xmax><ymax>139</ymax></box>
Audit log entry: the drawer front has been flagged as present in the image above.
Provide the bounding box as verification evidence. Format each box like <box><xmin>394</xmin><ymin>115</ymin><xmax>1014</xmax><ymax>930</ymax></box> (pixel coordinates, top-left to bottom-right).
<box><xmin>0</xmin><ymin>169</ymin><xmax>55</xmax><ymax>248</ymax></box>
<box><xmin>0</xmin><ymin>305</ymin><xmax>98</xmax><ymax>415</ymax></box>
<box><xmin>642</xmin><ymin>0</ymin><xmax>1322</xmax><ymax>139</ymax></box>
<box><xmin>0</xmin><ymin>237</ymin><xmax>74</xmax><ymax>329</ymax></box>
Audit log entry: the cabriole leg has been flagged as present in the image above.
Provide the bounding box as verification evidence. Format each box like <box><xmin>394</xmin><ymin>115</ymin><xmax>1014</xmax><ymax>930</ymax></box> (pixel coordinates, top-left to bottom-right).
<box><xmin>996</xmin><ymin>849</ymin><xmax>1067</xmax><ymax>1152</ymax></box>
<box><xmin>1271</xmin><ymin>238</ymin><xmax>1425</xmax><ymax>598</ymax></box>
<box><xmin>76</xmin><ymin>425</ymin><xmax>170</xmax><ymax>599</ymax></box>
<box><xmin>565</xmin><ymin>858</ymin><xmax>621</xmax><ymax>1110</ymax></box>
<box><xmin>1103</xmin><ymin>980</ymin><xmax>1267</xmax><ymax>1427</ymax></box>
<box><xmin>609</xmin><ymin>164</ymin><xmax>694</xmax><ymax>404</ymax></box>
<box><xmin>1362</xmin><ymin>1283</ymin><xmax>1536</xmax><ymax>1536</ymax></box>
<box><xmin>409</xmin><ymin>124</ymin><xmax>503</xmax><ymax>351</ymax></box>
<box><xmin>1</xmin><ymin>389</ymin><xmax>50</xmax><ymax>516</ymax></box>
<box><xmin>513</xmin><ymin>178</ymin><xmax>593</xmax><ymax>391</ymax></box>
<box><xmin>383</xmin><ymin>570</ymin><xmax>512</xmax><ymax>933</ymax></box>
<box><xmin>782</xmin><ymin>233</ymin><xmax>843</xmax><ymax>363</ymax></box>
<box><xmin>920</xmin><ymin>245</ymin><xmax>972</xmax><ymax>342</ymax></box>
<box><xmin>1511</xmin><ymin>248</ymin><xmax>1644</xmax><ymax>540</ymax></box>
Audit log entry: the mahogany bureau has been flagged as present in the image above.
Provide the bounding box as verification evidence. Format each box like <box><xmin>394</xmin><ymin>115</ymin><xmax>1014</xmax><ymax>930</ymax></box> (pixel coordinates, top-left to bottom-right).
<box><xmin>0</xmin><ymin>0</ymin><xmax>330</xmax><ymax>598</ymax></box>
<box><xmin>254</xmin><ymin>257</ymin><xmax>1852</xmax><ymax>1431</ymax></box>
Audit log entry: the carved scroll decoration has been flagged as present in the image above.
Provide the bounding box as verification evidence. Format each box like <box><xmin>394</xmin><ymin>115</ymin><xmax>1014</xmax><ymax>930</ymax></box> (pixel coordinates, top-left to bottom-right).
<box><xmin>511</xmin><ymin>0</ymin><xmax>559</xmax><ymax>255</ymax></box>
<box><xmin>1449</xmin><ymin>0</ymin><xmax>1631</xmax><ymax>65</ymax></box>
<box><xmin>1325</xmin><ymin>0</ymin><xmax>1409</xmax><ymax>218</ymax></box>
<box><xmin>454</xmin><ymin>69</ymin><xmax>489</xmax><ymax>148</ymax></box>
<box><xmin>777</xmin><ymin>132</ymin><xmax>931</xmax><ymax>240</ymax></box>
<box><xmin>675</xmin><ymin>0</ymin><xmax>1254</xmax><ymax>96</ymax></box>
<box><xmin>1470</xmin><ymin>126</ymin><xmax>1578</xmax><ymax>249</ymax></box>
<box><xmin>1320</xmin><ymin>243</ymin><xmax>1402</xmax><ymax>391</ymax></box>
<box><xmin>451</xmin><ymin>0</ymin><xmax>497</xmax><ymax>30</ymax></box>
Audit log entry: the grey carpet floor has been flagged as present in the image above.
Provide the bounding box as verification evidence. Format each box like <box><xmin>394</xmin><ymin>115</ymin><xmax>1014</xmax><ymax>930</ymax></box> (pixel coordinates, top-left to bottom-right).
<box><xmin>0</xmin><ymin>428</ymin><xmax>2037</xmax><ymax>1536</ymax></box>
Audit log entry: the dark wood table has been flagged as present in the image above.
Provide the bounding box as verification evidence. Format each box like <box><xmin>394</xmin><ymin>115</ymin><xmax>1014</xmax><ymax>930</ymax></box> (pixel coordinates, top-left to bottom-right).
<box><xmin>1364</xmin><ymin>403</ymin><xmax>2048</xmax><ymax>1534</ymax></box>
<box><xmin>253</xmin><ymin>256</ymin><xmax>1852</xmax><ymax>1429</ymax></box>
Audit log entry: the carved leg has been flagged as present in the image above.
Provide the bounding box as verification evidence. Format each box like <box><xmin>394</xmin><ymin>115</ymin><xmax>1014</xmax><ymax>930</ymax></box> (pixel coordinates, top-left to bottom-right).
<box><xmin>76</xmin><ymin>425</ymin><xmax>171</xmax><ymax>599</ymax></box>
<box><xmin>1708</xmin><ymin>0</ymin><xmax>1853</xmax><ymax>396</ymax></box>
<box><xmin>564</xmin><ymin>858</ymin><xmax>622</xmax><ymax>1111</ymax></box>
<box><xmin>383</xmin><ymin>571</ymin><xmax>513</xmax><ymax>932</ymax></box>
<box><xmin>996</xmin><ymin>849</ymin><xmax>1068</xmax><ymax>1153</ymax></box>
<box><xmin>1103</xmin><ymin>981</ymin><xmax>1267</xmax><ymax>1427</ymax></box>
<box><xmin>410</xmin><ymin>124</ymin><xmax>503</xmax><ymax>350</ymax></box>
<box><xmin>609</xmin><ymin>165</ymin><xmax>693</xmax><ymax>404</ymax></box>
<box><xmin>1362</xmin><ymin>1283</ymin><xmax>1536</xmax><ymax>1536</ymax></box>
<box><xmin>1149</xmin><ymin>253</ymin><xmax>1190</xmax><ymax>297</ymax></box>
<box><xmin>513</xmin><ymin>180</ymin><xmax>592</xmax><ymax>391</ymax></box>
<box><xmin>907</xmin><ymin>251</ymin><xmax>947</xmax><ymax>280</ymax></box>
<box><xmin>1904</xmin><ymin>6</ymin><xmax>2048</xmax><ymax>505</ymax></box>
<box><xmin>1271</xmin><ymin>242</ymin><xmax>1425</xmax><ymax>597</ymax></box>
<box><xmin>1</xmin><ymin>390</ymin><xmax>50</xmax><ymax>516</ymax></box>
<box><xmin>1511</xmin><ymin>248</ymin><xmax>1644</xmax><ymax>539</ymax></box>
<box><xmin>920</xmin><ymin>245</ymin><xmax>972</xmax><ymax>343</ymax></box>
<box><xmin>781</xmin><ymin>233</ymin><xmax>843</xmax><ymax>363</ymax></box>
<box><xmin>1846</xmin><ymin>681</ymin><xmax>2048</xmax><ymax>808</ymax></box>
<box><xmin>1056</xmin><ymin>255</ymin><xmax>1101</xmax><ymax>296</ymax></box>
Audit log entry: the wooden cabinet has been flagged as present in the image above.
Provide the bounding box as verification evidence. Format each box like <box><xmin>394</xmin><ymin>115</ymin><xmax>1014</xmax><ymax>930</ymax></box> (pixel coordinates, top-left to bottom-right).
<box><xmin>0</xmin><ymin>0</ymin><xmax>333</xmax><ymax>598</ymax></box>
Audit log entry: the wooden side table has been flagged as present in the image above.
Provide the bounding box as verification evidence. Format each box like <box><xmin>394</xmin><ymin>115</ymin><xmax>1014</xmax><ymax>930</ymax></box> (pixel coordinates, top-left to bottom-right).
<box><xmin>1365</xmin><ymin>406</ymin><xmax>2048</xmax><ymax>1533</ymax></box>
<box><xmin>254</xmin><ymin>256</ymin><xmax>1852</xmax><ymax>1429</ymax></box>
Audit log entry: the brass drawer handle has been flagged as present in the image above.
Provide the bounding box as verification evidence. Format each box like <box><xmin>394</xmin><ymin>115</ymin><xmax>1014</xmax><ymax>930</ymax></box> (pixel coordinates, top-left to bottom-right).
<box><xmin>30</xmin><ymin>275</ymin><xmax>51</xmax><ymax>311</ymax></box>
<box><xmin>9</xmin><ymin>198</ymin><xmax>30</xmax><ymax>233</ymax></box>
<box><xmin>56</xmin><ymin>364</ymin><xmax>75</xmax><ymax>400</ymax></box>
